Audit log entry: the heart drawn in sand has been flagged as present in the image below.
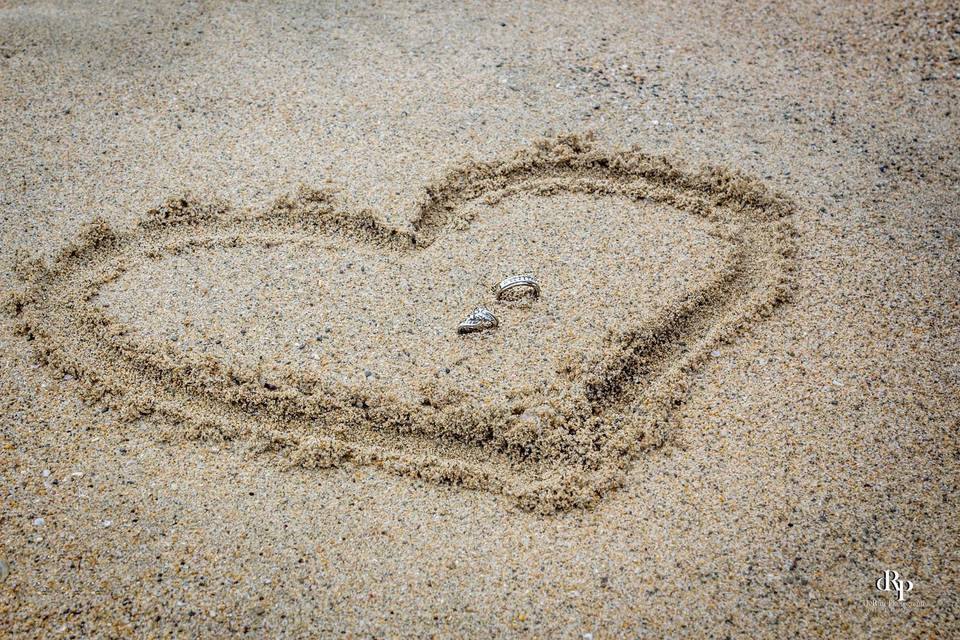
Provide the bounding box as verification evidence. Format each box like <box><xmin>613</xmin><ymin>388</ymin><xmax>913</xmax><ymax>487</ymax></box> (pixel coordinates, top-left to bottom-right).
<box><xmin>8</xmin><ymin>136</ymin><xmax>795</xmax><ymax>512</ymax></box>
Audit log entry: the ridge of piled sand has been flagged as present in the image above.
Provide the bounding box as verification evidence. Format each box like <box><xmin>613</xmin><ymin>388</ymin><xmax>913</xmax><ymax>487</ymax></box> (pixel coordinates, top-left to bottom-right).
<box><xmin>8</xmin><ymin>136</ymin><xmax>795</xmax><ymax>512</ymax></box>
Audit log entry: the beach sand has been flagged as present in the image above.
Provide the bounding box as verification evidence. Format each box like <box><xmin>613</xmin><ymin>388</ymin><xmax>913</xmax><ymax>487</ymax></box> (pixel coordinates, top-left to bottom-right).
<box><xmin>1</xmin><ymin>1</ymin><xmax>957</xmax><ymax>636</ymax></box>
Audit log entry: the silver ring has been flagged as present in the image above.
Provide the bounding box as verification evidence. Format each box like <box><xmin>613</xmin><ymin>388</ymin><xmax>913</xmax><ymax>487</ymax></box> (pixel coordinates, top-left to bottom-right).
<box><xmin>457</xmin><ymin>307</ymin><xmax>499</xmax><ymax>334</ymax></box>
<box><xmin>493</xmin><ymin>274</ymin><xmax>540</xmax><ymax>300</ymax></box>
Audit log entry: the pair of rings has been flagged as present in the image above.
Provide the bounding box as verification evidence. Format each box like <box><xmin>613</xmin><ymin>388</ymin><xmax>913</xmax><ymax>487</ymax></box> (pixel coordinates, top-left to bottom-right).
<box><xmin>457</xmin><ymin>274</ymin><xmax>540</xmax><ymax>335</ymax></box>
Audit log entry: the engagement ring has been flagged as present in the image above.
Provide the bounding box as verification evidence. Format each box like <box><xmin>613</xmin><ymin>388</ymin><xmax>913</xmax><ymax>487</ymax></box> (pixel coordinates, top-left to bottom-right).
<box><xmin>457</xmin><ymin>307</ymin><xmax>499</xmax><ymax>334</ymax></box>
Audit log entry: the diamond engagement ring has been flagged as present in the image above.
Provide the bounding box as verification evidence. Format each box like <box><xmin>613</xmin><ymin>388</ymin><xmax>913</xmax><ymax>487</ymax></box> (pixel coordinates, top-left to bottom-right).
<box><xmin>493</xmin><ymin>274</ymin><xmax>540</xmax><ymax>301</ymax></box>
<box><xmin>457</xmin><ymin>307</ymin><xmax>499</xmax><ymax>334</ymax></box>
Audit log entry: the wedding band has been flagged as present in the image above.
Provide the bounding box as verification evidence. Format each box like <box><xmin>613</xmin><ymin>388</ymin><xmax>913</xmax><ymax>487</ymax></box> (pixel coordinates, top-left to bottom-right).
<box><xmin>493</xmin><ymin>274</ymin><xmax>540</xmax><ymax>300</ymax></box>
<box><xmin>457</xmin><ymin>307</ymin><xmax>499</xmax><ymax>334</ymax></box>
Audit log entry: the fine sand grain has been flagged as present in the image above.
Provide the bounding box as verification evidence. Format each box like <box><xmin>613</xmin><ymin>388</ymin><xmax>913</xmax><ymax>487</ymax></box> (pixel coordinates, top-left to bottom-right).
<box><xmin>8</xmin><ymin>137</ymin><xmax>795</xmax><ymax>511</ymax></box>
<box><xmin>1</xmin><ymin>1</ymin><xmax>958</xmax><ymax>637</ymax></box>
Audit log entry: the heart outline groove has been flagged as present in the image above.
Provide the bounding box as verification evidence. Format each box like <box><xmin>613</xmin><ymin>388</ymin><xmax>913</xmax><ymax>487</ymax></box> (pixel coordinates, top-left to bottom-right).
<box><xmin>8</xmin><ymin>135</ymin><xmax>796</xmax><ymax>513</ymax></box>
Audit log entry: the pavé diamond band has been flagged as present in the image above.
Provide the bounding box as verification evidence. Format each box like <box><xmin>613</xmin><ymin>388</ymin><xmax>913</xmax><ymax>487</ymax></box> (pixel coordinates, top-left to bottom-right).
<box><xmin>493</xmin><ymin>274</ymin><xmax>540</xmax><ymax>301</ymax></box>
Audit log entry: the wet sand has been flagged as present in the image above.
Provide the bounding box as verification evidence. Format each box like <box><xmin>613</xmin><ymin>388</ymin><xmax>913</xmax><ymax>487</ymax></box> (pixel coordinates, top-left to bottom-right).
<box><xmin>1</xmin><ymin>1</ymin><xmax>958</xmax><ymax>636</ymax></box>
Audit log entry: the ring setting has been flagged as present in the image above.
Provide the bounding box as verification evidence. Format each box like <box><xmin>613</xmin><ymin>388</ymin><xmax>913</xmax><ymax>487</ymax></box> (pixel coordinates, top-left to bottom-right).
<box><xmin>457</xmin><ymin>307</ymin><xmax>499</xmax><ymax>334</ymax></box>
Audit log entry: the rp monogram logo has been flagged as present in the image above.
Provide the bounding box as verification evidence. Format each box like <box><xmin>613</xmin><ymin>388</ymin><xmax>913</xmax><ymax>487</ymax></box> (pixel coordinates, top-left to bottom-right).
<box><xmin>876</xmin><ymin>570</ymin><xmax>914</xmax><ymax>602</ymax></box>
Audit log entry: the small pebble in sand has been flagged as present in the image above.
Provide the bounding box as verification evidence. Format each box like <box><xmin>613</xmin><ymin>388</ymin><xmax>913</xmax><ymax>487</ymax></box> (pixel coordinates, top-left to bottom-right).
<box><xmin>33</xmin><ymin>517</ymin><xmax>45</xmax><ymax>526</ymax></box>
<box><xmin>41</xmin><ymin>469</ymin><xmax>50</xmax><ymax>477</ymax></box>
<box><xmin>0</xmin><ymin>559</ymin><xmax>9</xmax><ymax>582</ymax></box>
<box><xmin>101</xmin><ymin>520</ymin><xmax>113</xmax><ymax>528</ymax></box>
<box><xmin>0</xmin><ymin>3</ymin><xmax>955</xmax><ymax>636</ymax></box>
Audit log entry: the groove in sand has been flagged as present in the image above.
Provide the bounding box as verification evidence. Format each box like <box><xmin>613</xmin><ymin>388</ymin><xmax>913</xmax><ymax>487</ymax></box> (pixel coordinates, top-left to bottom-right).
<box><xmin>8</xmin><ymin>136</ymin><xmax>796</xmax><ymax>512</ymax></box>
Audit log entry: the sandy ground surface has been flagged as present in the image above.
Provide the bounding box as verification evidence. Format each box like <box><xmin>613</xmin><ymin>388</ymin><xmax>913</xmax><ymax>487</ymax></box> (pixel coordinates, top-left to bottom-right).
<box><xmin>1</xmin><ymin>0</ymin><xmax>958</xmax><ymax>637</ymax></box>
